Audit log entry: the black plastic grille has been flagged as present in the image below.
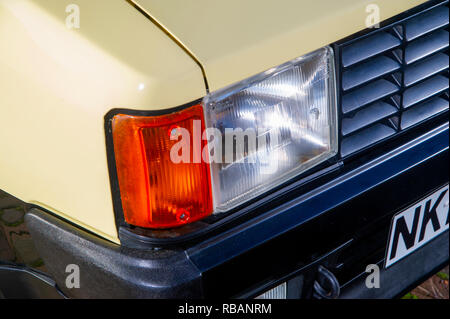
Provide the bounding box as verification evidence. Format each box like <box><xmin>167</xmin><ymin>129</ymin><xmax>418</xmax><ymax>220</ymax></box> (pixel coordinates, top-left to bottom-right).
<box><xmin>337</xmin><ymin>1</ymin><xmax>449</xmax><ymax>157</ymax></box>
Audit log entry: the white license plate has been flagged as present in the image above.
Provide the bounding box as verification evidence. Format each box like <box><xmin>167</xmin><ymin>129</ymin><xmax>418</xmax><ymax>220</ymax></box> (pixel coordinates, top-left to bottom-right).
<box><xmin>385</xmin><ymin>184</ymin><xmax>449</xmax><ymax>268</ymax></box>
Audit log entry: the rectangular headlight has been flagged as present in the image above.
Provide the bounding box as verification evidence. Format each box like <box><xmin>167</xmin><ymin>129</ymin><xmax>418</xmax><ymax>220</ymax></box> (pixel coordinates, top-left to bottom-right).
<box><xmin>204</xmin><ymin>47</ymin><xmax>337</xmax><ymax>212</ymax></box>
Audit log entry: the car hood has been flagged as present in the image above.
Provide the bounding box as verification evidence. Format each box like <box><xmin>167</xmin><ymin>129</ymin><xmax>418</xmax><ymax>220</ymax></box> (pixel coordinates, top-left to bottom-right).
<box><xmin>131</xmin><ymin>0</ymin><xmax>427</xmax><ymax>92</ymax></box>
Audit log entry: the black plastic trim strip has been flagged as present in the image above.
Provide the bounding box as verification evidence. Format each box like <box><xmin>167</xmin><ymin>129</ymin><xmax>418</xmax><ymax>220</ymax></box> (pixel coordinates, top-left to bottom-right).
<box><xmin>25</xmin><ymin>208</ymin><xmax>204</xmax><ymax>299</ymax></box>
<box><xmin>0</xmin><ymin>264</ymin><xmax>65</xmax><ymax>299</ymax></box>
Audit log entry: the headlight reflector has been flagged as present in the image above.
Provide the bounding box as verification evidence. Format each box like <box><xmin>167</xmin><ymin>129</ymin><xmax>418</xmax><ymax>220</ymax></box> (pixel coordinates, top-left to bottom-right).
<box><xmin>204</xmin><ymin>47</ymin><xmax>337</xmax><ymax>211</ymax></box>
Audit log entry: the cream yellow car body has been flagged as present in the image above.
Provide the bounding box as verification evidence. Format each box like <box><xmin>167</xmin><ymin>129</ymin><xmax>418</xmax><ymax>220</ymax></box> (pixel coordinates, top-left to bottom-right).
<box><xmin>0</xmin><ymin>0</ymin><xmax>427</xmax><ymax>244</ymax></box>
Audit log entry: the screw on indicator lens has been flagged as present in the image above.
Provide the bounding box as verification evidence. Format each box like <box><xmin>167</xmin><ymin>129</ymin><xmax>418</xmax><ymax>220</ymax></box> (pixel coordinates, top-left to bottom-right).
<box><xmin>168</xmin><ymin>125</ymin><xmax>182</xmax><ymax>139</ymax></box>
<box><xmin>112</xmin><ymin>104</ymin><xmax>213</xmax><ymax>229</ymax></box>
<box><xmin>175</xmin><ymin>208</ymin><xmax>190</xmax><ymax>223</ymax></box>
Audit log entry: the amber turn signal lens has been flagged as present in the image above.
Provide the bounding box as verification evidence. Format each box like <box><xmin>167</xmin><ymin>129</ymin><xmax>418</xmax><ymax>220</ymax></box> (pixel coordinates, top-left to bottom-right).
<box><xmin>111</xmin><ymin>105</ymin><xmax>213</xmax><ymax>228</ymax></box>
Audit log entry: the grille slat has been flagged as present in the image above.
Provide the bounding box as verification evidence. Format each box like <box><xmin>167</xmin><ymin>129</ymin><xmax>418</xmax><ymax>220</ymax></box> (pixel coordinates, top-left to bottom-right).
<box><xmin>342</xmin><ymin>79</ymin><xmax>399</xmax><ymax>114</ymax></box>
<box><xmin>404</xmin><ymin>30</ymin><xmax>449</xmax><ymax>64</ymax></box>
<box><xmin>401</xmin><ymin>97</ymin><xmax>449</xmax><ymax>129</ymax></box>
<box><xmin>342</xmin><ymin>101</ymin><xmax>398</xmax><ymax>136</ymax></box>
<box><xmin>405</xmin><ymin>5</ymin><xmax>449</xmax><ymax>41</ymax></box>
<box><xmin>342</xmin><ymin>32</ymin><xmax>401</xmax><ymax>67</ymax></box>
<box><xmin>338</xmin><ymin>1</ymin><xmax>449</xmax><ymax>157</ymax></box>
<box><xmin>403</xmin><ymin>74</ymin><xmax>449</xmax><ymax>108</ymax></box>
<box><xmin>342</xmin><ymin>56</ymin><xmax>401</xmax><ymax>91</ymax></box>
<box><xmin>341</xmin><ymin>123</ymin><xmax>396</xmax><ymax>157</ymax></box>
<box><xmin>404</xmin><ymin>52</ymin><xmax>449</xmax><ymax>86</ymax></box>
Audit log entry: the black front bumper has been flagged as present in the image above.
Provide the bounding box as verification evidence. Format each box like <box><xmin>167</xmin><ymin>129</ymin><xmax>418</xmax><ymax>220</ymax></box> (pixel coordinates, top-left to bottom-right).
<box><xmin>20</xmin><ymin>122</ymin><xmax>449</xmax><ymax>299</ymax></box>
<box><xmin>340</xmin><ymin>231</ymin><xmax>448</xmax><ymax>299</ymax></box>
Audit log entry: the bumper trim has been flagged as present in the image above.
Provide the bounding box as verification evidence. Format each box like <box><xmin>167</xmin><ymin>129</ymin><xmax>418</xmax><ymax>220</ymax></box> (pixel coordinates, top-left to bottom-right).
<box><xmin>23</xmin><ymin>123</ymin><xmax>448</xmax><ymax>299</ymax></box>
<box><xmin>0</xmin><ymin>264</ymin><xmax>64</xmax><ymax>299</ymax></box>
<box><xmin>25</xmin><ymin>209</ymin><xmax>203</xmax><ymax>299</ymax></box>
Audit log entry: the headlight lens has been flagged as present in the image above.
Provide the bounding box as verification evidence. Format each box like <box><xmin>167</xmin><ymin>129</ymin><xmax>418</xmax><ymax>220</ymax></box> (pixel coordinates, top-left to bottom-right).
<box><xmin>204</xmin><ymin>46</ymin><xmax>338</xmax><ymax>212</ymax></box>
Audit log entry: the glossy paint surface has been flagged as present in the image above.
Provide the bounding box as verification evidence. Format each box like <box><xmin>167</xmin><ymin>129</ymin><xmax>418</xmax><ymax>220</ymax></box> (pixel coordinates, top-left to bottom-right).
<box><xmin>0</xmin><ymin>0</ymin><xmax>206</xmax><ymax>243</ymax></box>
<box><xmin>0</xmin><ymin>0</ymin><xmax>427</xmax><ymax>243</ymax></box>
<box><xmin>133</xmin><ymin>0</ymin><xmax>427</xmax><ymax>91</ymax></box>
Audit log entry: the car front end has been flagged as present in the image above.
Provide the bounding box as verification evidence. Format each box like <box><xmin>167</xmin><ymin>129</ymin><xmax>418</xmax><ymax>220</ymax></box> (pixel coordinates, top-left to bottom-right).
<box><xmin>0</xmin><ymin>0</ymin><xmax>448</xmax><ymax>299</ymax></box>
